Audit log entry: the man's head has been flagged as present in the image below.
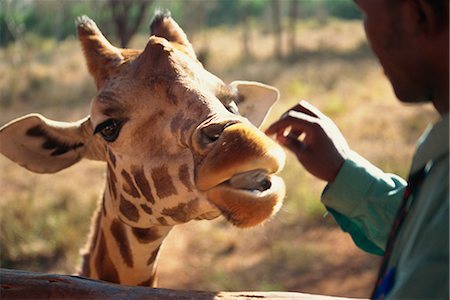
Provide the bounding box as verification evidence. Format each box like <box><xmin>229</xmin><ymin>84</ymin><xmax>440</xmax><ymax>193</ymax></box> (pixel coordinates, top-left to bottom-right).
<box><xmin>354</xmin><ymin>0</ymin><xmax>449</xmax><ymax>114</ymax></box>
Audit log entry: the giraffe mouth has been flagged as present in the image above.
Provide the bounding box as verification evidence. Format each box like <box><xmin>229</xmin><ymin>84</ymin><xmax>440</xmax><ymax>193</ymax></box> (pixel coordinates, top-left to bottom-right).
<box><xmin>195</xmin><ymin>123</ymin><xmax>286</xmax><ymax>227</ymax></box>
<box><xmin>226</xmin><ymin>169</ymin><xmax>273</xmax><ymax>193</ymax></box>
<box><xmin>217</xmin><ymin>169</ymin><xmax>285</xmax><ymax>199</ymax></box>
<box><xmin>205</xmin><ymin>169</ymin><xmax>285</xmax><ymax>228</ymax></box>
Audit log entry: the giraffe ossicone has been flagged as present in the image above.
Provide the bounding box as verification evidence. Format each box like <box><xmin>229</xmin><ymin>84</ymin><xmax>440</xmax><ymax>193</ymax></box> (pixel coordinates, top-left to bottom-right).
<box><xmin>0</xmin><ymin>11</ymin><xmax>286</xmax><ymax>287</ymax></box>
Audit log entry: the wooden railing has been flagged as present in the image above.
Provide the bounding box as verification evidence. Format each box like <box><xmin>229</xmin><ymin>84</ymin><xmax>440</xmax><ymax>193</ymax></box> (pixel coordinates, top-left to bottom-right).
<box><xmin>0</xmin><ymin>268</ymin><xmax>364</xmax><ymax>300</ymax></box>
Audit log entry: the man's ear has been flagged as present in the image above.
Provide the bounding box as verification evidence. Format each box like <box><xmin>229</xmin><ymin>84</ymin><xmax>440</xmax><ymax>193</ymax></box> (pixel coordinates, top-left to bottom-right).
<box><xmin>407</xmin><ymin>0</ymin><xmax>447</xmax><ymax>36</ymax></box>
<box><xmin>0</xmin><ymin>114</ymin><xmax>105</xmax><ymax>174</ymax></box>
<box><xmin>230</xmin><ymin>81</ymin><xmax>280</xmax><ymax>128</ymax></box>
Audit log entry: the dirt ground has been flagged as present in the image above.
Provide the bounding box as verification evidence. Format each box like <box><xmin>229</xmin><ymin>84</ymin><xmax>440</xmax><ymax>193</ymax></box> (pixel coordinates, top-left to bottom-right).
<box><xmin>157</xmin><ymin>219</ymin><xmax>381</xmax><ymax>298</ymax></box>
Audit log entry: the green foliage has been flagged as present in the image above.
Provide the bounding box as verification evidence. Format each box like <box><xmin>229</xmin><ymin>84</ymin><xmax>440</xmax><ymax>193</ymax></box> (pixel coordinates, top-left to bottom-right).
<box><xmin>325</xmin><ymin>0</ymin><xmax>362</xmax><ymax>20</ymax></box>
<box><xmin>0</xmin><ymin>0</ymin><xmax>361</xmax><ymax>47</ymax></box>
<box><xmin>207</xmin><ymin>0</ymin><xmax>267</xmax><ymax>26</ymax></box>
<box><xmin>298</xmin><ymin>0</ymin><xmax>361</xmax><ymax>20</ymax></box>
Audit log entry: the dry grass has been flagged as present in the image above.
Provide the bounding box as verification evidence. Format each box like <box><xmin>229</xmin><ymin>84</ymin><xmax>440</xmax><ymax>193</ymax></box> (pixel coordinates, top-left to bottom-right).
<box><xmin>0</xmin><ymin>19</ymin><xmax>437</xmax><ymax>298</ymax></box>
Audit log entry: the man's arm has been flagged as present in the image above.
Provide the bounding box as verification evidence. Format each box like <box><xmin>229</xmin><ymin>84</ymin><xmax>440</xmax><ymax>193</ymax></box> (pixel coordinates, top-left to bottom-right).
<box><xmin>266</xmin><ymin>100</ymin><xmax>406</xmax><ymax>254</ymax></box>
<box><xmin>322</xmin><ymin>151</ymin><xmax>406</xmax><ymax>255</ymax></box>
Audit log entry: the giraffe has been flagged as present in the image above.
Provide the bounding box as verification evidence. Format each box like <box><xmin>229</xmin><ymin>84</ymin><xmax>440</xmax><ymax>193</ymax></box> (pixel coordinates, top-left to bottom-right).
<box><xmin>0</xmin><ymin>12</ymin><xmax>286</xmax><ymax>287</ymax></box>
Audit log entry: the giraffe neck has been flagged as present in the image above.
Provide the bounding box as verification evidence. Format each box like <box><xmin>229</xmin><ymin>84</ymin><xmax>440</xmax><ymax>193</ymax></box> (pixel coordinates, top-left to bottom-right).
<box><xmin>77</xmin><ymin>148</ymin><xmax>212</xmax><ymax>286</ymax></box>
<box><xmin>79</xmin><ymin>193</ymin><xmax>173</xmax><ymax>286</ymax></box>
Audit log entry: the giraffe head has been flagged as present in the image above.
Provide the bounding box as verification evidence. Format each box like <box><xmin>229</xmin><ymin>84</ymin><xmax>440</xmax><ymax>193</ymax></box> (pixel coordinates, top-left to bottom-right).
<box><xmin>0</xmin><ymin>12</ymin><xmax>285</xmax><ymax>229</ymax></box>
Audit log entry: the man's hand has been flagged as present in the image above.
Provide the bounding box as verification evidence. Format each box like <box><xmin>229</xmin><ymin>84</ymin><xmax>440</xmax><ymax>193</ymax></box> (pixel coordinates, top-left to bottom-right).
<box><xmin>265</xmin><ymin>100</ymin><xmax>350</xmax><ymax>182</ymax></box>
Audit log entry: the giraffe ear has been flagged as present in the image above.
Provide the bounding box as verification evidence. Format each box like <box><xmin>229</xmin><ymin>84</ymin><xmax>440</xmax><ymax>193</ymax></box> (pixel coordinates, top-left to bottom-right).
<box><xmin>230</xmin><ymin>81</ymin><xmax>280</xmax><ymax>128</ymax></box>
<box><xmin>149</xmin><ymin>10</ymin><xmax>197</xmax><ymax>60</ymax></box>
<box><xmin>77</xmin><ymin>15</ymin><xmax>124</xmax><ymax>89</ymax></box>
<box><xmin>0</xmin><ymin>114</ymin><xmax>105</xmax><ymax>174</ymax></box>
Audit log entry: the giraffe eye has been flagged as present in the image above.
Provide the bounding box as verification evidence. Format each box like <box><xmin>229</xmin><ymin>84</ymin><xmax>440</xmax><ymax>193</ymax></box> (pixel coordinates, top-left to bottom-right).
<box><xmin>94</xmin><ymin>119</ymin><xmax>123</xmax><ymax>142</ymax></box>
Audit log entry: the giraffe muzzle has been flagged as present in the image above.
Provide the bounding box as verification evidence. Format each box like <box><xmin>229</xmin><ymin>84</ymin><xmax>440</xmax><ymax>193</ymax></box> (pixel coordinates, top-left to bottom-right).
<box><xmin>195</xmin><ymin>123</ymin><xmax>285</xmax><ymax>191</ymax></box>
<box><xmin>194</xmin><ymin>122</ymin><xmax>286</xmax><ymax>227</ymax></box>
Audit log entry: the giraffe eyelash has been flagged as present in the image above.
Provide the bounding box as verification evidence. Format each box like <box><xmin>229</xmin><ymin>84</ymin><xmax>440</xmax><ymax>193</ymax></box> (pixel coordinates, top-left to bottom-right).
<box><xmin>94</xmin><ymin>119</ymin><xmax>124</xmax><ymax>142</ymax></box>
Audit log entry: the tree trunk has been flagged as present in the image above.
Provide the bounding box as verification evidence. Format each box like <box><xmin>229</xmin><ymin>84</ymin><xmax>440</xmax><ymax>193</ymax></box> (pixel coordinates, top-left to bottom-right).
<box><xmin>0</xmin><ymin>268</ymin><xmax>366</xmax><ymax>300</ymax></box>
<box><xmin>271</xmin><ymin>0</ymin><xmax>282</xmax><ymax>60</ymax></box>
<box><xmin>289</xmin><ymin>0</ymin><xmax>299</xmax><ymax>58</ymax></box>
<box><xmin>109</xmin><ymin>0</ymin><xmax>153</xmax><ymax>48</ymax></box>
<box><xmin>241</xmin><ymin>7</ymin><xmax>252</xmax><ymax>60</ymax></box>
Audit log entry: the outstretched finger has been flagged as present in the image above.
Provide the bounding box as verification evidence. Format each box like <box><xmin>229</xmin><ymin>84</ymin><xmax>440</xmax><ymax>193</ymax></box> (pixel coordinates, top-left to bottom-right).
<box><xmin>287</xmin><ymin>100</ymin><xmax>318</xmax><ymax>118</ymax></box>
<box><xmin>297</xmin><ymin>100</ymin><xmax>327</xmax><ymax>119</ymax></box>
<box><xmin>265</xmin><ymin>110</ymin><xmax>318</xmax><ymax>135</ymax></box>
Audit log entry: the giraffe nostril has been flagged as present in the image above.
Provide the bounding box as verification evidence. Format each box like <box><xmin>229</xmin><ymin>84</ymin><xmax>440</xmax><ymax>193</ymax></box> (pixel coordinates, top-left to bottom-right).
<box><xmin>202</xmin><ymin>123</ymin><xmax>225</xmax><ymax>143</ymax></box>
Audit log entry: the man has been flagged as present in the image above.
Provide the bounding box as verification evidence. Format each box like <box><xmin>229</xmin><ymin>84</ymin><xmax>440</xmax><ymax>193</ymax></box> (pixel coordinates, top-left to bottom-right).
<box><xmin>266</xmin><ymin>0</ymin><xmax>448</xmax><ymax>299</ymax></box>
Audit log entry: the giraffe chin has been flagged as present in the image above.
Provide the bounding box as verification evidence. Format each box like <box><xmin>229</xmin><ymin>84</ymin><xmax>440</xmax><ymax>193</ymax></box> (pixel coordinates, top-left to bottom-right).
<box><xmin>205</xmin><ymin>175</ymin><xmax>285</xmax><ymax>228</ymax></box>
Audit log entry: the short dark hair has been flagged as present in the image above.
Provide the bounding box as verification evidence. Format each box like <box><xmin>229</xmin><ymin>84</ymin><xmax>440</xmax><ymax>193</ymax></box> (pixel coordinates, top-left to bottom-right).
<box><xmin>388</xmin><ymin>0</ymin><xmax>449</xmax><ymax>28</ymax></box>
<box><xmin>430</xmin><ymin>0</ymin><xmax>448</xmax><ymax>30</ymax></box>
<box><xmin>427</xmin><ymin>0</ymin><xmax>449</xmax><ymax>21</ymax></box>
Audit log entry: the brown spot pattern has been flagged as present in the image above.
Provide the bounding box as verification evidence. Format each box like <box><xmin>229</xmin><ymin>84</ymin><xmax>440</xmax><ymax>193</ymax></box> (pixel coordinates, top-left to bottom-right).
<box><xmin>133</xmin><ymin>111</ymin><xmax>165</xmax><ymax>147</ymax></box>
<box><xmin>119</xmin><ymin>195</ymin><xmax>140</xmax><ymax>222</ymax></box>
<box><xmin>121</xmin><ymin>169</ymin><xmax>140</xmax><ymax>198</ymax></box>
<box><xmin>110</xmin><ymin>219</ymin><xmax>134</xmax><ymax>268</ymax></box>
<box><xmin>166</xmin><ymin>85</ymin><xmax>178</xmax><ymax>105</ymax></box>
<box><xmin>132</xmin><ymin>166</ymin><xmax>155</xmax><ymax>204</ymax></box>
<box><xmin>95</xmin><ymin>231</ymin><xmax>120</xmax><ymax>283</ymax></box>
<box><xmin>147</xmin><ymin>109</ymin><xmax>166</xmax><ymax>123</ymax></box>
<box><xmin>147</xmin><ymin>246</ymin><xmax>161</xmax><ymax>265</ymax></box>
<box><xmin>180</xmin><ymin>118</ymin><xmax>196</xmax><ymax>142</ymax></box>
<box><xmin>170</xmin><ymin>113</ymin><xmax>184</xmax><ymax>135</ymax></box>
<box><xmin>140</xmin><ymin>204</ymin><xmax>153</xmax><ymax>215</ymax></box>
<box><xmin>137</xmin><ymin>267</ymin><xmax>157</xmax><ymax>287</ymax></box>
<box><xmin>178</xmin><ymin>164</ymin><xmax>193</xmax><ymax>192</ymax></box>
<box><xmin>161</xmin><ymin>199</ymin><xmax>198</xmax><ymax>223</ymax></box>
<box><xmin>107</xmin><ymin>163</ymin><xmax>118</xmax><ymax>199</ymax></box>
<box><xmin>131</xmin><ymin>227</ymin><xmax>161</xmax><ymax>243</ymax></box>
<box><xmin>80</xmin><ymin>200</ymin><xmax>104</xmax><ymax>277</ymax></box>
<box><xmin>157</xmin><ymin>217</ymin><xmax>169</xmax><ymax>226</ymax></box>
<box><xmin>107</xmin><ymin>148</ymin><xmax>116</xmax><ymax>168</ymax></box>
<box><xmin>180</xmin><ymin>118</ymin><xmax>196</xmax><ymax>134</ymax></box>
<box><xmin>170</xmin><ymin>114</ymin><xmax>196</xmax><ymax>141</ymax></box>
<box><xmin>137</xmin><ymin>275</ymin><xmax>154</xmax><ymax>287</ymax></box>
<box><xmin>151</xmin><ymin>165</ymin><xmax>177</xmax><ymax>198</ymax></box>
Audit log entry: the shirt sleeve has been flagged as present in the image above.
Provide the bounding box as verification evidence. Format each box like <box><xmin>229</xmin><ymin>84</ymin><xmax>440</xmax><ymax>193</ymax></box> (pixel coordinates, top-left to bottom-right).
<box><xmin>321</xmin><ymin>151</ymin><xmax>407</xmax><ymax>255</ymax></box>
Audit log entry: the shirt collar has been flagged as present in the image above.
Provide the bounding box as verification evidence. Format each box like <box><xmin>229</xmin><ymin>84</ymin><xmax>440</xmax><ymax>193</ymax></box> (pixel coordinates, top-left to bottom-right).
<box><xmin>411</xmin><ymin>113</ymin><xmax>449</xmax><ymax>173</ymax></box>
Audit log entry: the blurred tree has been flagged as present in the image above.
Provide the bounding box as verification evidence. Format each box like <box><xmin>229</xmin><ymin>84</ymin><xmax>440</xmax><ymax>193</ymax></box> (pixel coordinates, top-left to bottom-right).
<box><xmin>207</xmin><ymin>0</ymin><xmax>266</xmax><ymax>27</ymax></box>
<box><xmin>177</xmin><ymin>0</ymin><xmax>214</xmax><ymax>65</ymax></box>
<box><xmin>241</xmin><ymin>3</ymin><xmax>252</xmax><ymax>59</ymax></box>
<box><xmin>206</xmin><ymin>0</ymin><xmax>265</xmax><ymax>60</ymax></box>
<box><xmin>288</xmin><ymin>0</ymin><xmax>299</xmax><ymax>58</ymax></box>
<box><xmin>270</xmin><ymin>0</ymin><xmax>282</xmax><ymax>59</ymax></box>
<box><xmin>0</xmin><ymin>0</ymin><xmax>28</xmax><ymax>46</ymax></box>
<box><xmin>325</xmin><ymin>0</ymin><xmax>361</xmax><ymax>20</ymax></box>
<box><xmin>178</xmin><ymin>0</ymin><xmax>213</xmax><ymax>36</ymax></box>
<box><xmin>297</xmin><ymin>0</ymin><xmax>361</xmax><ymax>20</ymax></box>
<box><xmin>109</xmin><ymin>0</ymin><xmax>154</xmax><ymax>48</ymax></box>
<box><xmin>0</xmin><ymin>0</ymin><xmax>361</xmax><ymax>48</ymax></box>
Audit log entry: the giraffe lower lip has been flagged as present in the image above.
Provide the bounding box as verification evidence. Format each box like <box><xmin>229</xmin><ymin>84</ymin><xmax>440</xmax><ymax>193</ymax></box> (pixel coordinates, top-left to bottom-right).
<box><xmin>204</xmin><ymin>175</ymin><xmax>285</xmax><ymax>227</ymax></box>
<box><xmin>226</xmin><ymin>169</ymin><xmax>272</xmax><ymax>193</ymax></box>
<box><xmin>209</xmin><ymin>175</ymin><xmax>284</xmax><ymax>199</ymax></box>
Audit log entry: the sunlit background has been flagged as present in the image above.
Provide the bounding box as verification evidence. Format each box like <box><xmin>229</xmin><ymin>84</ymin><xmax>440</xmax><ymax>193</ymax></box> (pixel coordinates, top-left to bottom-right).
<box><xmin>0</xmin><ymin>0</ymin><xmax>437</xmax><ymax>298</ymax></box>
